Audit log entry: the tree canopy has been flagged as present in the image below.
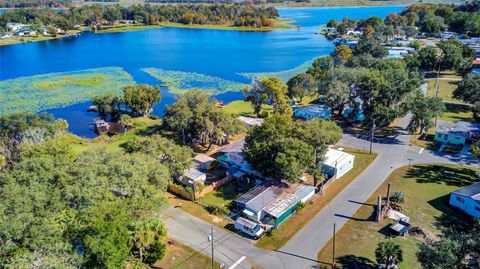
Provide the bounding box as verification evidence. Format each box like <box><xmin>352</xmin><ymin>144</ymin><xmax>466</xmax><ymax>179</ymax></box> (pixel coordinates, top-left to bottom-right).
<box><xmin>122</xmin><ymin>84</ymin><xmax>161</xmax><ymax>117</ymax></box>
<box><xmin>164</xmin><ymin>90</ymin><xmax>243</xmax><ymax>148</ymax></box>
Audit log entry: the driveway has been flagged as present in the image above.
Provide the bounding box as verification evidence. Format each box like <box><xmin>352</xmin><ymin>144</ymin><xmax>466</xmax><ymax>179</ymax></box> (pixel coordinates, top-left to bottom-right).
<box><xmin>164</xmin><ymin>116</ymin><xmax>479</xmax><ymax>269</ymax></box>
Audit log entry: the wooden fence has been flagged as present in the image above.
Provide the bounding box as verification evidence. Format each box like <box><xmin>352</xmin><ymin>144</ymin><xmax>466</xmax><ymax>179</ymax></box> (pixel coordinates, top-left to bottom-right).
<box><xmin>168</xmin><ymin>175</ymin><xmax>234</xmax><ymax>201</ymax></box>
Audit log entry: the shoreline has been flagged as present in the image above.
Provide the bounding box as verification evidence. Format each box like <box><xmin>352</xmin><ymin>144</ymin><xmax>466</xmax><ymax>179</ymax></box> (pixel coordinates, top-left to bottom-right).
<box><xmin>158</xmin><ymin>19</ymin><xmax>294</xmax><ymax>32</ymax></box>
<box><xmin>0</xmin><ymin>29</ymin><xmax>84</xmax><ymax>47</ymax></box>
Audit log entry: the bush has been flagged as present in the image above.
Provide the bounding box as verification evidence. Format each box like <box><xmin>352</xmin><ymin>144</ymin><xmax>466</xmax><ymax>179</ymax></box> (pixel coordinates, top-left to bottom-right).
<box><xmin>390</xmin><ymin>191</ymin><xmax>405</xmax><ymax>203</ymax></box>
<box><xmin>144</xmin><ymin>240</ymin><xmax>166</xmax><ymax>264</ymax></box>
<box><xmin>205</xmin><ymin>205</ymin><xmax>228</xmax><ymax>216</ymax></box>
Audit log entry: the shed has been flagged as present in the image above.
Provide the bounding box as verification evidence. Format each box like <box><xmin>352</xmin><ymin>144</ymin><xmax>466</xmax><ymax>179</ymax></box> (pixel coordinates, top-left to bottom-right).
<box><xmin>294</xmin><ymin>185</ymin><xmax>316</xmax><ymax>203</ymax></box>
<box><xmin>322</xmin><ymin>148</ymin><xmax>355</xmax><ymax>179</ymax></box>
<box><xmin>180</xmin><ymin>168</ymin><xmax>206</xmax><ymax>185</ymax></box>
<box><xmin>193</xmin><ymin>154</ymin><xmax>216</xmax><ymax>171</ymax></box>
<box><xmin>294</xmin><ymin>105</ymin><xmax>332</xmax><ymax>120</ymax></box>
<box><xmin>449</xmin><ymin>183</ymin><xmax>480</xmax><ymax>218</ymax></box>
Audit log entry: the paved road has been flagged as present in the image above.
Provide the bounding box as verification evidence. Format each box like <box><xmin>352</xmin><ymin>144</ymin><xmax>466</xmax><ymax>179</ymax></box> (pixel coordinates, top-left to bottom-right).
<box><xmin>164</xmin><ymin>116</ymin><xmax>479</xmax><ymax>269</ymax></box>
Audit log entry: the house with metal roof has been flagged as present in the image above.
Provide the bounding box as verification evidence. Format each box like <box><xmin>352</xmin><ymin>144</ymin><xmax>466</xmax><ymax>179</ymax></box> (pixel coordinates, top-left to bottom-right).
<box><xmin>178</xmin><ymin>167</ymin><xmax>206</xmax><ymax>186</ymax></box>
<box><xmin>235</xmin><ymin>184</ymin><xmax>315</xmax><ymax>226</ymax></box>
<box><xmin>322</xmin><ymin>148</ymin><xmax>355</xmax><ymax>179</ymax></box>
<box><xmin>434</xmin><ymin>120</ymin><xmax>480</xmax><ymax>145</ymax></box>
<box><xmin>449</xmin><ymin>183</ymin><xmax>480</xmax><ymax>218</ymax></box>
<box><xmin>293</xmin><ymin>105</ymin><xmax>332</xmax><ymax>120</ymax></box>
<box><xmin>217</xmin><ymin>139</ymin><xmax>265</xmax><ymax>182</ymax></box>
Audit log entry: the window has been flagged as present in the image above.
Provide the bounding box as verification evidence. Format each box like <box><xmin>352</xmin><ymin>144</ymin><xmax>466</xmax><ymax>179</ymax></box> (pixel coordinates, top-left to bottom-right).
<box><xmin>475</xmin><ymin>206</ymin><xmax>480</xmax><ymax>212</ymax></box>
<box><xmin>456</xmin><ymin>196</ymin><xmax>465</xmax><ymax>203</ymax></box>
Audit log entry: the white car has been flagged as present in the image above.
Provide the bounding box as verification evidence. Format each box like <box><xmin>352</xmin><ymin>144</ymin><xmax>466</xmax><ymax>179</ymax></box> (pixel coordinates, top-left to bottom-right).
<box><xmin>234</xmin><ymin>217</ymin><xmax>264</xmax><ymax>240</ymax></box>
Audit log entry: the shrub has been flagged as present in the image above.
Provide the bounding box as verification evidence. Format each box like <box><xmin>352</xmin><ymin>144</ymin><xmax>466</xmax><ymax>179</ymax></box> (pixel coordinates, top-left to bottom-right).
<box><xmin>205</xmin><ymin>205</ymin><xmax>227</xmax><ymax>216</ymax></box>
<box><xmin>391</xmin><ymin>191</ymin><xmax>405</xmax><ymax>203</ymax></box>
<box><xmin>144</xmin><ymin>240</ymin><xmax>166</xmax><ymax>264</ymax></box>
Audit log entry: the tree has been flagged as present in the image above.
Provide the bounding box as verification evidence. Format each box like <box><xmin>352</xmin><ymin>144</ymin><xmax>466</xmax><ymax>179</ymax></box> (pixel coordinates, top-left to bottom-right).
<box><xmin>164</xmin><ymin>90</ymin><xmax>243</xmax><ymax>148</ymax></box>
<box><xmin>453</xmin><ymin>74</ymin><xmax>480</xmax><ymax>120</ymax></box>
<box><xmin>286</xmin><ymin>73</ymin><xmax>315</xmax><ymax>102</ymax></box>
<box><xmin>354</xmin><ymin>37</ymin><xmax>388</xmax><ymax>58</ymax></box>
<box><xmin>331</xmin><ymin>45</ymin><xmax>352</xmax><ymax>66</ymax></box>
<box><xmin>419</xmin><ymin>14</ymin><xmax>444</xmax><ymax>35</ymax></box>
<box><xmin>122</xmin><ymin>84</ymin><xmax>160</xmax><ymax>117</ymax></box>
<box><xmin>324</xmin><ymin>79</ymin><xmax>351</xmax><ymax>117</ymax></box>
<box><xmin>129</xmin><ymin>219</ymin><xmax>166</xmax><ymax>263</ymax></box>
<box><xmin>46</xmin><ymin>24</ymin><xmax>57</xmax><ymax>37</ymax></box>
<box><xmin>407</xmin><ymin>92</ymin><xmax>445</xmax><ymax>137</ymax></box>
<box><xmin>438</xmin><ymin>40</ymin><xmax>464</xmax><ymax>70</ymax></box>
<box><xmin>418</xmin><ymin>46</ymin><xmax>438</xmax><ymax>70</ymax></box>
<box><xmin>326</xmin><ymin>19</ymin><xmax>337</xmax><ymax>28</ymax></box>
<box><xmin>375</xmin><ymin>240</ymin><xmax>403</xmax><ymax>268</ymax></box>
<box><xmin>123</xmin><ymin>134</ymin><xmax>193</xmax><ymax>177</ymax></box>
<box><xmin>91</xmin><ymin>93</ymin><xmax>119</xmax><ymax>115</ymax></box>
<box><xmin>82</xmin><ymin>200</ymin><xmax>132</xmax><ymax>269</ymax></box>
<box><xmin>295</xmin><ymin>119</ymin><xmax>342</xmax><ymax>186</ymax></box>
<box><xmin>307</xmin><ymin>56</ymin><xmax>334</xmax><ymax>81</ymax></box>
<box><xmin>258</xmin><ymin>77</ymin><xmax>292</xmax><ymax>115</ymax></box>
<box><xmin>470</xmin><ymin>140</ymin><xmax>480</xmax><ymax>158</ymax></box>
<box><xmin>243</xmin><ymin>82</ymin><xmax>269</xmax><ymax>117</ymax></box>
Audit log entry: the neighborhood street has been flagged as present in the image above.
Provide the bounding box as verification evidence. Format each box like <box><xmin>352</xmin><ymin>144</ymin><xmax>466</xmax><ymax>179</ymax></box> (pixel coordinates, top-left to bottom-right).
<box><xmin>164</xmin><ymin>116</ymin><xmax>479</xmax><ymax>269</ymax></box>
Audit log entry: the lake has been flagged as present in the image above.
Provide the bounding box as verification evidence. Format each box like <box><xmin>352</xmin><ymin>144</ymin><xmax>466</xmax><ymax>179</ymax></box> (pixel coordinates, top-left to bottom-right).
<box><xmin>0</xmin><ymin>6</ymin><xmax>404</xmax><ymax>137</ymax></box>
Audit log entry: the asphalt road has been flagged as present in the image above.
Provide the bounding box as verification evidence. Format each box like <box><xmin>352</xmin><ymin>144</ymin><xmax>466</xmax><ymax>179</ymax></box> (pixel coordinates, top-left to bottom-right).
<box><xmin>164</xmin><ymin>117</ymin><xmax>479</xmax><ymax>269</ymax></box>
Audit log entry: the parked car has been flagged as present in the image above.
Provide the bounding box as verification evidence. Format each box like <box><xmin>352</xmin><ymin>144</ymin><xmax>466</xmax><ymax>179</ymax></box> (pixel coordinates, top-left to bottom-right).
<box><xmin>234</xmin><ymin>217</ymin><xmax>264</xmax><ymax>240</ymax></box>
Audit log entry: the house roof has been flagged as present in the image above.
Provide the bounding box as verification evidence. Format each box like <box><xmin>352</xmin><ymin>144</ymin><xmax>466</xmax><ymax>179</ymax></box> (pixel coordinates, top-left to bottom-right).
<box><xmin>435</xmin><ymin>120</ymin><xmax>480</xmax><ymax>137</ymax></box>
<box><xmin>264</xmin><ymin>192</ymin><xmax>300</xmax><ymax>218</ymax></box>
<box><xmin>218</xmin><ymin>139</ymin><xmax>245</xmax><ymax>154</ymax></box>
<box><xmin>324</xmin><ymin>148</ymin><xmax>355</xmax><ymax>168</ymax></box>
<box><xmin>452</xmin><ymin>183</ymin><xmax>480</xmax><ymax>202</ymax></box>
<box><xmin>193</xmin><ymin>154</ymin><xmax>215</xmax><ymax>168</ymax></box>
<box><xmin>183</xmin><ymin>168</ymin><xmax>205</xmax><ymax>181</ymax></box>
<box><xmin>235</xmin><ymin>186</ymin><xmax>284</xmax><ymax>213</ymax></box>
<box><xmin>294</xmin><ymin>105</ymin><xmax>332</xmax><ymax>120</ymax></box>
<box><xmin>294</xmin><ymin>185</ymin><xmax>316</xmax><ymax>201</ymax></box>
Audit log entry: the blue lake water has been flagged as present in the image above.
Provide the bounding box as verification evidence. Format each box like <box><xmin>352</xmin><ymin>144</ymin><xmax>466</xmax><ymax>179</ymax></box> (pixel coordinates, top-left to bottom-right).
<box><xmin>0</xmin><ymin>6</ymin><xmax>404</xmax><ymax>137</ymax></box>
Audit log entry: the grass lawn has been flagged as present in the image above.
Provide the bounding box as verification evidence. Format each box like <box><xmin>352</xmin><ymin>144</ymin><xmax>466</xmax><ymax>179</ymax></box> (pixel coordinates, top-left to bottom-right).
<box><xmin>153</xmin><ymin>239</ymin><xmax>220</xmax><ymax>269</ymax></box>
<box><xmin>439</xmin><ymin>103</ymin><xmax>473</xmax><ymax>123</ymax></box>
<box><xmin>65</xmin><ymin>117</ymin><xmax>162</xmax><ymax>154</ymax></box>
<box><xmin>255</xmin><ymin>147</ymin><xmax>377</xmax><ymax>250</ymax></box>
<box><xmin>317</xmin><ymin>164</ymin><xmax>479</xmax><ymax>269</ymax></box>
<box><xmin>222</xmin><ymin>100</ymin><xmax>273</xmax><ymax>117</ymax></box>
<box><xmin>426</xmin><ymin>79</ymin><xmax>459</xmax><ymax>102</ymax></box>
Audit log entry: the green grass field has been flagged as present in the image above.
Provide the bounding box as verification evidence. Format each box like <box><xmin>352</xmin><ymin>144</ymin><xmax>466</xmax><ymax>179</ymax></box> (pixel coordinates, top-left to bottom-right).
<box><xmin>426</xmin><ymin>79</ymin><xmax>459</xmax><ymax>102</ymax></box>
<box><xmin>221</xmin><ymin>100</ymin><xmax>273</xmax><ymax>117</ymax></box>
<box><xmin>159</xmin><ymin>19</ymin><xmax>293</xmax><ymax>32</ymax></box>
<box><xmin>317</xmin><ymin>164</ymin><xmax>479</xmax><ymax>269</ymax></box>
<box><xmin>439</xmin><ymin>103</ymin><xmax>473</xmax><ymax>123</ymax></box>
<box><xmin>96</xmin><ymin>24</ymin><xmax>163</xmax><ymax>33</ymax></box>
<box><xmin>0</xmin><ymin>67</ymin><xmax>135</xmax><ymax>114</ymax></box>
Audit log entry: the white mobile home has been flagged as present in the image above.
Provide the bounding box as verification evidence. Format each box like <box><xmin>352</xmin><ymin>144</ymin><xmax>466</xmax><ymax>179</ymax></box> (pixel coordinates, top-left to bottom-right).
<box><xmin>449</xmin><ymin>183</ymin><xmax>480</xmax><ymax>219</ymax></box>
<box><xmin>322</xmin><ymin>148</ymin><xmax>355</xmax><ymax>179</ymax></box>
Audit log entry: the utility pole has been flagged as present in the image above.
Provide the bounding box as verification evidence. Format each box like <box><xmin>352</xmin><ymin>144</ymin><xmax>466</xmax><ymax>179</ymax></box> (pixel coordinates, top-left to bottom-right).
<box><xmin>408</xmin><ymin>158</ymin><xmax>414</xmax><ymax>170</ymax></box>
<box><xmin>209</xmin><ymin>226</ymin><xmax>214</xmax><ymax>269</ymax></box>
<box><xmin>369</xmin><ymin>118</ymin><xmax>376</xmax><ymax>155</ymax></box>
<box><xmin>332</xmin><ymin>222</ymin><xmax>336</xmax><ymax>268</ymax></box>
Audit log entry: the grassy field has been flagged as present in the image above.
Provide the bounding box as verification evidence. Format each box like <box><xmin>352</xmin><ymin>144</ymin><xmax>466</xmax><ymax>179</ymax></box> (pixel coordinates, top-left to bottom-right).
<box><xmin>153</xmin><ymin>239</ymin><xmax>220</xmax><ymax>269</ymax></box>
<box><xmin>0</xmin><ymin>67</ymin><xmax>135</xmax><ymax>114</ymax></box>
<box><xmin>439</xmin><ymin>103</ymin><xmax>473</xmax><ymax>123</ymax></box>
<box><xmin>426</xmin><ymin>79</ymin><xmax>459</xmax><ymax>102</ymax></box>
<box><xmin>0</xmin><ymin>29</ymin><xmax>83</xmax><ymax>46</ymax></box>
<box><xmin>256</xmin><ymin>148</ymin><xmax>377</xmax><ymax>250</ymax></box>
<box><xmin>317</xmin><ymin>164</ymin><xmax>479</xmax><ymax>269</ymax></box>
<box><xmin>221</xmin><ymin>100</ymin><xmax>273</xmax><ymax>117</ymax></box>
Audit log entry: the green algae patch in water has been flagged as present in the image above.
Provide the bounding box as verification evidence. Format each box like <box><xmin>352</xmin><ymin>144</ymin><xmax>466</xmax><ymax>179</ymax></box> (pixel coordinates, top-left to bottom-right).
<box><xmin>0</xmin><ymin>67</ymin><xmax>135</xmax><ymax>113</ymax></box>
<box><xmin>238</xmin><ymin>58</ymin><xmax>315</xmax><ymax>83</ymax></box>
<box><xmin>142</xmin><ymin>68</ymin><xmax>247</xmax><ymax>95</ymax></box>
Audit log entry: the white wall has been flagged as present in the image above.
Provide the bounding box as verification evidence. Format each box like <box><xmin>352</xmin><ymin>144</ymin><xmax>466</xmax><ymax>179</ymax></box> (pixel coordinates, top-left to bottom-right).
<box><xmin>336</xmin><ymin>155</ymin><xmax>355</xmax><ymax>179</ymax></box>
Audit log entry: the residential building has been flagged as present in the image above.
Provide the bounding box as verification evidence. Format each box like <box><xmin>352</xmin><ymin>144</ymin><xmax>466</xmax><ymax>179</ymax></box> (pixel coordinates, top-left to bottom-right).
<box><xmin>449</xmin><ymin>183</ymin><xmax>480</xmax><ymax>218</ymax></box>
<box><xmin>6</xmin><ymin>22</ymin><xmax>28</xmax><ymax>32</ymax></box>
<box><xmin>193</xmin><ymin>154</ymin><xmax>216</xmax><ymax>171</ymax></box>
<box><xmin>322</xmin><ymin>148</ymin><xmax>355</xmax><ymax>179</ymax></box>
<box><xmin>294</xmin><ymin>104</ymin><xmax>332</xmax><ymax>120</ymax></box>
<box><xmin>179</xmin><ymin>167</ymin><xmax>206</xmax><ymax>186</ymax></box>
<box><xmin>434</xmin><ymin>120</ymin><xmax>480</xmax><ymax>145</ymax></box>
<box><xmin>217</xmin><ymin>139</ymin><xmax>265</xmax><ymax>183</ymax></box>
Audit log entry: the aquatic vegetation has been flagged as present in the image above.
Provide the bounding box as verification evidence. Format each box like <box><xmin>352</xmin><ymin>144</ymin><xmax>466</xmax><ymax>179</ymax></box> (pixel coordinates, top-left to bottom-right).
<box><xmin>0</xmin><ymin>67</ymin><xmax>134</xmax><ymax>114</ymax></box>
<box><xmin>142</xmin><ymin>68</ymin><xmax>247</xmax><ymax>95</ymax></box>
<box><xmin>238</xmin><ymin>58</ymin><xmax>315</xmax><ymax>83</ymax></box>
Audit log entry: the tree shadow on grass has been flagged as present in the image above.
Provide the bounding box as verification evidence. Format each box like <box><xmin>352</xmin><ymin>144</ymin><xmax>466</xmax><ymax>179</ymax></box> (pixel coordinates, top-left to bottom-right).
<box><xmin>336</xmin><ymin>255</ymin><xmax>376</xmax><ymax>269</ymax></box>
<box><xmin>427</xmin><ymin>195</ymin><xmax>474</xmax><ymax>228</ymax></box>
<box><xmin>405</xmin><ymin>165</ymin><xmax>478</xmax><ymax>187</ymax></box>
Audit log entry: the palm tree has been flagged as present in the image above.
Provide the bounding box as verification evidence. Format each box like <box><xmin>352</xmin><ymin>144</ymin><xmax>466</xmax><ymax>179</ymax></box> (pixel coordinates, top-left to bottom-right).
<box><xmin>375</xmin><ymin>240</ymin><xmax>403</xmax><ymax>268</ymax></box>
<box><xmin>129</xmin><ymin>220</ymin><xmax>166</xmax><ymax>262</ymax></box>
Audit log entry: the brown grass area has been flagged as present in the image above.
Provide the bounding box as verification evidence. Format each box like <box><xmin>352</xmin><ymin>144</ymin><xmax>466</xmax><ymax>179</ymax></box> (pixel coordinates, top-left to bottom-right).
<box><xmin>154</xmin><ymin>239</ymin><xmax>220</xmax><ymax>269</ymax></box>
